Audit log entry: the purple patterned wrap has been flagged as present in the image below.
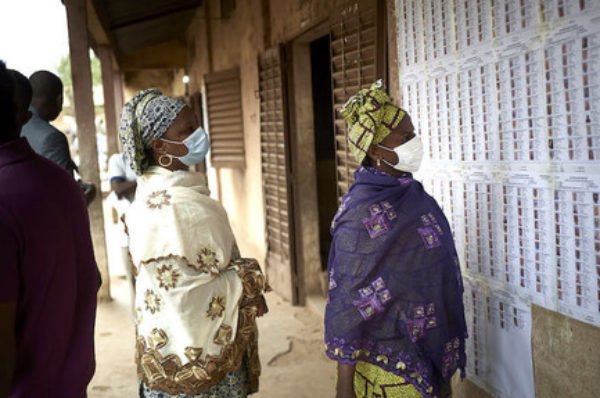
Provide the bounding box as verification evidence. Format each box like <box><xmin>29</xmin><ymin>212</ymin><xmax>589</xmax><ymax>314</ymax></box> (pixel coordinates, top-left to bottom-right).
<box><xmin>324</xmin><ymin>167</ymin><xmax>467</xmax><ymax>398</ymax></box>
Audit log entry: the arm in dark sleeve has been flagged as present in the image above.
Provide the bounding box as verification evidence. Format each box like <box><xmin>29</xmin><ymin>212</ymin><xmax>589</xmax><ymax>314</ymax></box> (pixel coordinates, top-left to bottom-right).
<box><xmin>42</xmin><ymin>131</ymin><xmax>76</xmax><ymax>176</ymax></box>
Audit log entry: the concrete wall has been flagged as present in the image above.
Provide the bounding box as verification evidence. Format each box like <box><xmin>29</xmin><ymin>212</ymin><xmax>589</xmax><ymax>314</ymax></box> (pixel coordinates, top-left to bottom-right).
<box><xmin>186</xmin><ymin>0</ymin><xmax>267</xmax><ymax>266</ymax></box>
<box><xmin>268</xmin><ymin>0</ymin><xmax>347</xmax><ymax>46</ymax></box>
<box><xmin>181</xmin><ymin>0</ymin><xmax>414</xmax><ymax>300</ymax></box>
<box><xmin>532</xmin><ymin>305</ymin><xmax>600</xmax><ymax>397</ymax></box>
<box><xmin>184</xmin><ymin>0</ymin><xmax>355</xmax><ymax>286</ymax></box>
<box><xmin>123</xmin><ymin>69</ymin><xmax>185</xmax><ymax>101</ymax></box>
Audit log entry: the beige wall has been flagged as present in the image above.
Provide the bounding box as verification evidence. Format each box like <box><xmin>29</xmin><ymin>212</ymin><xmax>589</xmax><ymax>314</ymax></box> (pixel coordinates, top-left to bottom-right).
<box><xmin>531</xmin><ymin>305</ymin><xmax>600</xmax><ymax>397</ymax></box>
<box><xmin>186</xmin><ymin>0</ymin><xmax>267</xmax><ymax>266</ymax></box>
<box><xmin>185</xmin><ymin>0</ymin><xmax>375</xmax><ymax>298</ymax></box>
<box><xmin>123</xmin><ymin>69</ymin><xmax>185</xmax><ymax>101</ymax></box>
<box><xmin>268</xmin><ymin>0</ymin><xmax>347</xmax><ymax>46</ymax></box>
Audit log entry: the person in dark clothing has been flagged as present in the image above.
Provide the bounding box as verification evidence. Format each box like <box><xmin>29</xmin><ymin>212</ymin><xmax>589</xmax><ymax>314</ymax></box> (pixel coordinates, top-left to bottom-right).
<box><xmin>7</xmin><ymin>70</ymin><xmax>32</xmax><ymax>130</ymax></box>
<box><xmin>0</xmin><ymin>61</ymin><xmax>100</xmax><ymax>398</ymax></box>
<box><xmin>20</xmin><ymin>70</ymin><xmax>96</xmax><ymax>204</ymax></box>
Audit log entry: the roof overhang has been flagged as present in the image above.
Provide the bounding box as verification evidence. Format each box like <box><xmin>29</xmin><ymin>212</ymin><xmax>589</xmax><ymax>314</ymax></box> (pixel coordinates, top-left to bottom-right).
<box><xmin>86</xmin><ymin>0</ymin><xmax>202</xmax><ymax>70</ymax></box>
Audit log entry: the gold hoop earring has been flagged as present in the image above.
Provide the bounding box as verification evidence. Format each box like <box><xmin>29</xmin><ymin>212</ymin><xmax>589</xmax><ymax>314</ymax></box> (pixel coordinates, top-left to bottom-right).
<box><xmin>158</xmin><ymin>154</ymin><xmax>173</xmax><ymax>167</ymax></box>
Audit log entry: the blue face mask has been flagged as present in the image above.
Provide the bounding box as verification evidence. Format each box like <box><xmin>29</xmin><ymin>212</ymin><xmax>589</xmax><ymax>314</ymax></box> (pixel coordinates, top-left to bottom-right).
<box><xmin>160</xmin><ymin>126</ymin><xmax>210</xmax><ymax>166</ymax></box>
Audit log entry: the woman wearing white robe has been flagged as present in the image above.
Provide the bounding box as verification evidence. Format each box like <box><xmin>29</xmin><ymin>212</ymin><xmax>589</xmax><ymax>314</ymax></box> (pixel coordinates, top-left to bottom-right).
<box><xmin>119</xmin><ymin>88</ymin><xmax>267</xmax><ymax>398</ymax></box>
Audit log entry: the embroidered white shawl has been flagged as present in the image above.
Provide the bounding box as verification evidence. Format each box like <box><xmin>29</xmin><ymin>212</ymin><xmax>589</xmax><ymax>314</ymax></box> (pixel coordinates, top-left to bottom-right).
<box><xmin>125</xmin><ymin>166</ymin><xmax>263</xmax><ymax>394</ymax></box>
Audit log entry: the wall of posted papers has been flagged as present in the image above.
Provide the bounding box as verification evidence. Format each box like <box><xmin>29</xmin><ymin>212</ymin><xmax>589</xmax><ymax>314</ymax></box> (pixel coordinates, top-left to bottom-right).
<box><xmin>395</xmin><ymin>0</ymin><xmax>600</xmax><ymax>396</ymax></box>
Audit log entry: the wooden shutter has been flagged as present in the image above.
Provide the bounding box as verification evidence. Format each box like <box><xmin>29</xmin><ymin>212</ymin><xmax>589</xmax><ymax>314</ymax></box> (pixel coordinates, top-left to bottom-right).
<box><xmin>258</xmin><ymin>45</ymin><xmax>297</xmax><ymax>303</ymax></box>
<box><xmin>204</xmin><ymin>68</ymin><xmax>245</xmax><ymax>168</ymax></box>
<box><xmin>330</xmin><ymin>0</ymin><xmax>386</xmax><ymax>201</ymax></box>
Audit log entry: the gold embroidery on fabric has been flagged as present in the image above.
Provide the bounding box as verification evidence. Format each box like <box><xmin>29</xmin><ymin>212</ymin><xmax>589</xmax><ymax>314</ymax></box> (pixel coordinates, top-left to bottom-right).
<box><xmin>150</xmin><ymin>328</ymin><xmax>168</xmax><ymax>349</ymax></box>
<box><xmin>136</xmin><ymin>307</ymin><xmax>143</xmax><ymax>325</ymax></box>
<box><xmin>142</xmin><ymin>353</ymin><xmax>168</xmax><ymax>383</ymax></box>
<box><xmin>144</xmin><ymin>289</ymin><xmax>162</xmax><ymax>314</ymax></box>
<box><xmin>157</xmin><ymin>264</ymin><xmax>181</xmax><ymax>291</ymax></box>
<box><xmin>146</xmin><ymin>190</ymin><xmax>172</xmax><ymax>209</ymax></box>
<box><xmin>137</xmin><ymin>254</ymin><xmax>190</xmax><ymax>273</ymax></box>
<box><xmin>120</xmin><ymin>214</ymin><xmax>129</xmax><ymax>236</ymax></box>
<box><xmin>232</xmin><ymin>258</ymin><xmax>265</xmax><ymax>303</ymax></box>
<box><xmin>175</xmin><ymin>365</ymin><xmax>212</xmax><ymax>385</ymax></box>
<box><xmin>213</xmin><ymin>324</ymin><xmax>233</xmax><ymax>346</ymax></box>
<box><xmin>184</xmin><ymin>347</ymin><xmax>204</xmax><ymax>362</ymax></box>
<box><xmin>206</xmin><ymin>296</ymin><xmax>226</xmax><ymax>320</ymax></box>
<box><xmin>194</xmin><ymin>247</ymin><xmax>220</xmax><ymax>275</ymax></box>
<box><xmin>136</xmin><ymin>258</ymin><xmax>266</xmax><ymax>395</ymax></box>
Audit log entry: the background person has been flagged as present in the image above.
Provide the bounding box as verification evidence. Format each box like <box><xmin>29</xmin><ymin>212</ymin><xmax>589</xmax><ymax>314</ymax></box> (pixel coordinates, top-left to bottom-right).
<box><xmin>324</xmin><ymin>80</ymin><xmax>467</xmax><ymax>398</ymax></box>
<box><xmin>20</xmin><ymin>70</ymin><xmax>96</xmax><ymax>204</ymax></box>
<box><xmin>0</xmin><ymin>61</ymin><xmax>99</xmax><ymax>398</ymax></box>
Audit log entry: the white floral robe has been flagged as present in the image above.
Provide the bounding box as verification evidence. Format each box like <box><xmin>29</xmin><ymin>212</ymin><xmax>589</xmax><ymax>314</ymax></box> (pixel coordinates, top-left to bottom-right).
<box><xmin>124</xmin><ymin>166</ymin><xmax>264</xmax><ymax>395</ymax></box>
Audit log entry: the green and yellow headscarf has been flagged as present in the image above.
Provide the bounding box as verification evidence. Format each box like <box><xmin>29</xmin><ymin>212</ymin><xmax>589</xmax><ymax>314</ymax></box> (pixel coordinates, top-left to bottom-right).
<box><xmin>341</xmin><ymin>80</ymin><xmax>406</xmax><ymax>164</ymax></box>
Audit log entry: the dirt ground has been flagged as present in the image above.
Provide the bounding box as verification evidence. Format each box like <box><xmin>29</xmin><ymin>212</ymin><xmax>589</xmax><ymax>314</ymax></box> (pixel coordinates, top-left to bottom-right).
<box><xmin>87</xmin><ymin>275</ymin><xmax>336</xmax><ymax>398</ymax></box>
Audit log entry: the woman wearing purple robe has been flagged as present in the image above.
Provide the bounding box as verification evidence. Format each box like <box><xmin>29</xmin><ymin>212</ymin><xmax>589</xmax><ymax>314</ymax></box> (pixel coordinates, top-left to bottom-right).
<box><xmin>325</xmin><ymin>80</ymin><xmax>467</xmax><ymax>398</ymax></box>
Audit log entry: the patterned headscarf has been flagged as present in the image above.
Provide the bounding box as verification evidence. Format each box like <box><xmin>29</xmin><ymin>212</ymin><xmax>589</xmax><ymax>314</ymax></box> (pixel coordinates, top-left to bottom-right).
<box><xmin>119</xmin><ymin>88</ymin><xmax>186</xmax><ymax>175</ymax></box>
<box><xmin>341</xmin><ymin>80</ymin><xmax>406</xmax><ymax>164</ymax></box>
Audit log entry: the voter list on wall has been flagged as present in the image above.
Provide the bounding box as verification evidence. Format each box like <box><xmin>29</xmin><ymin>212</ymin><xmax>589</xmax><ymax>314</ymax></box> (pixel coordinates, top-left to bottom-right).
<box><xmin>396</xmin><ymin>0</ymin><xmax>600</xmax><ymax>397</ymax></box>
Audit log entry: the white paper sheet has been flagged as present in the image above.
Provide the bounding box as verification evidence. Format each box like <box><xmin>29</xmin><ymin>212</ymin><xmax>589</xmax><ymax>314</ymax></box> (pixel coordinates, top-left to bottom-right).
<box><xmin>396</xmin><ymin>0</ymin><xmax>600</xmax><ymax>396</ymax></box>
<box><xmin>463</xmin><ymin>277</ymin><xmax>535</xmax><ymax>398</ymax></box>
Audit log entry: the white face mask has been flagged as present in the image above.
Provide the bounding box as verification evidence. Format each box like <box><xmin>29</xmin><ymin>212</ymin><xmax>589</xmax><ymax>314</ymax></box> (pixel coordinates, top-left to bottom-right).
<box><xmin>160</xmin><ymin>126</ymin><xmax>210</xmax><ymax>166</ymax></box>
<box><xmin>377</xmin><ymin>135</ymin><xmax>424</xmax><ymax>172</ymax></box>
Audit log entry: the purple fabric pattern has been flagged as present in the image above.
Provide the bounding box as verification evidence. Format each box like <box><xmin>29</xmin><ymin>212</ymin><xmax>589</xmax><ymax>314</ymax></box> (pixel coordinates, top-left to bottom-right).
<box><xmin>324</xmin><ymin>166</ymin><xmax>467</xmax><ymax>398</ymax></box>
<box><xmin>352</xmin><ymin>277</ymin><xmax>392</xmax><ymax>320</ymax></box>
<box><xmin>362</xmin><ymin>199</ymin><xmax>399</xmax><ymax>239</ymax></box>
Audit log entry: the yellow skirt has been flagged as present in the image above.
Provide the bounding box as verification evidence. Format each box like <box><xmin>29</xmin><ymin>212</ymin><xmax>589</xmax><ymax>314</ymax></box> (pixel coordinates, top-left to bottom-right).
<box><xmin>353</xmin><ymin>361</ymin><xmax>424</xmax><ymax>398</ymax></box>
<box><xmin>354</xmin><ymin>361</ymin><xmax>453</xmax><ymax>398</ymax></box>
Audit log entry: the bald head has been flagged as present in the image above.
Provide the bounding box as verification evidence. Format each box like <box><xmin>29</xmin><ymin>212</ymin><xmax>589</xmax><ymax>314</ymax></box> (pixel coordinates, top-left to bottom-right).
<box><xmin>29</xmin><ymin>70</ymin><xmax>63</xmax><ymax>121</ymax></box>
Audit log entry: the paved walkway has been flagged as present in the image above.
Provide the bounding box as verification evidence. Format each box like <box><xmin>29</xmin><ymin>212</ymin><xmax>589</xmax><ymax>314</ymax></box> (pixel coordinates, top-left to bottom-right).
<box><xmin>88</xmin><ymin>276</ymin><xmax>336</xmax><ymax>398</ymax></box>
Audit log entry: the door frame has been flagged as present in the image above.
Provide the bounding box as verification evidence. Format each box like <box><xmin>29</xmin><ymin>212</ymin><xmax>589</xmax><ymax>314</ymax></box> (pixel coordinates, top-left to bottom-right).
<box><xmin>286</xmin><ymin>22</ymin><xmax>333</xmax><ymax>303</ymax></box>
<box><xmin>267</xmin><ymin>0</ymin><xmax>392</xmax><ymax>305</ymax></box>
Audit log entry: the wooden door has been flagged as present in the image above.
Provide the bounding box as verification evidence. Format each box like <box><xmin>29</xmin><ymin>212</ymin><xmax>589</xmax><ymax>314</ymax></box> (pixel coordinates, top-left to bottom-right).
<box><xmin>258</xmin><ymin>45</ymin><xmax>298</xmax><ymax>303</ymax></box>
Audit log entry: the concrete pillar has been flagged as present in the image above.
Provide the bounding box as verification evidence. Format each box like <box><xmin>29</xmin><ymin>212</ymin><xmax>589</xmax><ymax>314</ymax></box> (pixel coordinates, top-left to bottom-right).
<box><xmin>113</xmin><ymin>68</ymin><xmax>124</xmax><ymax>151</ymax></box>
<box><xmin>65</xmin><ymin>0</ymin><xmax>111</xmax><ymax>300</ymax></box>
<box><xmin>98</xmin><ymin>45</ymin><xmax>119</xmax><ymax>158</ymax></box>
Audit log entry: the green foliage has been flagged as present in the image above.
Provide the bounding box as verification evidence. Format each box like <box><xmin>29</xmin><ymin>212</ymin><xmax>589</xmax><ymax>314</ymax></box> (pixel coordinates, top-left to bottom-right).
<box><xmin>56</xmin><ymin>51</ymin><xmax>103</xmax><ymax>115</ymax></box>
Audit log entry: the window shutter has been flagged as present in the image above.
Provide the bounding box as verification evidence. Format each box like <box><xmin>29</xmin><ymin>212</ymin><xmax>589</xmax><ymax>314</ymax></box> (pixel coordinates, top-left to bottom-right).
<box><xmin>204</xmin><ymin>68</ymin><xmax>245</xmax><ymax>168</ymax></box>
<box><xmin>258</xmin><ymin>45</ymin><xmax>297</xmax><ymax>303</ymax></box>
<box><xmin>330</xmin><ymin>0</ymin><xmax>386</xmax><ymax>202</ymax></box>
